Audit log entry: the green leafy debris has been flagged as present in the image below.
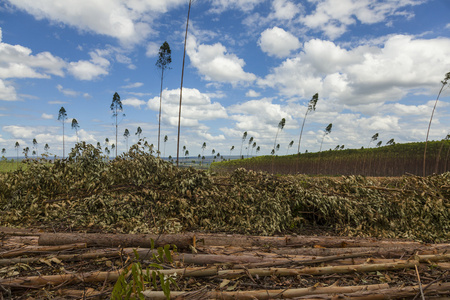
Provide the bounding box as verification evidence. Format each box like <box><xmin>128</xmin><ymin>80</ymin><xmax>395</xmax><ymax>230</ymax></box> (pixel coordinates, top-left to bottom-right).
<box><xmin>0</xmin><ymin>142</ymin><xmax>449</xmax><ymax>242</ymax></box>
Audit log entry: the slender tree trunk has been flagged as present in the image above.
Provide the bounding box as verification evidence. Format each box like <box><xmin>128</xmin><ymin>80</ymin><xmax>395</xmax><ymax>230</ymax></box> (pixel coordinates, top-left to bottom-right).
<box><xmin>297</xmin><ymin>110</ymin><xmax>308</xmax><ymax>153</ymax></box>
<box><xmin>157</xmin><ymin>68</ymin><xmax>164</xmax><ymax>157</ymax></box>
<box><xmin>274</xmin><ymin>129</ymin><xmax>280</xmax><ymax>151</ymax></box>
<box><xmin>115</xmin><ymin>110</ymin><xmax>118</xmax><ymax>157</ymax></box>
<box><xmin>424</xmin><ymin>83</ymin><xmax>446</xmax><ymax>176</ymax></box>
<box><xmin>435</xmin><ymin>140</ymin><xmax>445</xmax><ymax>174</ymax></box>
<box><xmin>177</xmin><ymin>0</ymin><xmax>191</xmax><ymax>167</ymax></box>
<box><xmin>62</xmin><ymin>122</ymin><xmax>65</xmax><ymax>159</ymax></box>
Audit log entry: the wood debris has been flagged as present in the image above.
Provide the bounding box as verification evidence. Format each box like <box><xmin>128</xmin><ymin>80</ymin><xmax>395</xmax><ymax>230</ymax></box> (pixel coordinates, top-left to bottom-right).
<box><xmin>1</xmin><ymin>230</ymin><xmax>449</xmax><ymax>299</ymax></box>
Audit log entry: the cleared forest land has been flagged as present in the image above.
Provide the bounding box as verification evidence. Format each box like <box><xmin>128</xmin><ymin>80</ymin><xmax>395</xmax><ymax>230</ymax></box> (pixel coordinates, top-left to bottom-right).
<box><xmin>0</xmin><ymin>142</ymin><xmax>449</xmax><ymax>298</ymax></box>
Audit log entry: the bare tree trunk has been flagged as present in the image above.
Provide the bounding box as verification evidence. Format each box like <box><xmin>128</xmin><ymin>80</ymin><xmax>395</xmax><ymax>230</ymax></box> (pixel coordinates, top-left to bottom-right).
<box><xmin>177</xmin><ymin>0</ymin><xmax>192</xmax><ymax>167</ymax></box>
<box><xmin>157</xmin><ymin>68</ymin><xmax>164</xmax><ymax>157</ymax></box>
<box><xmin>424</xmin><ymin>76</ymin><xmax>448</xmax><ymax>176</ymax></box>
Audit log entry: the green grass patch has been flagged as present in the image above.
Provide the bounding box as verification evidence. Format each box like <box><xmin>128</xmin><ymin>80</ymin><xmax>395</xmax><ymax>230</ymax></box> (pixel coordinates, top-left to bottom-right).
<box><xmin>0</xmin><ymin>159</ymin><xmax>23</xmax><ymax>173</ymax></box>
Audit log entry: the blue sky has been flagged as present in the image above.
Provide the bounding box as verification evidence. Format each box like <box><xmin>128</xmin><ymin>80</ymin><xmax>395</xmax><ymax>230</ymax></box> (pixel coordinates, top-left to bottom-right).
<box><xmin>1</xmin><ymin>0</ymin><xmax>450</xmax><ymax>159</ymax></box>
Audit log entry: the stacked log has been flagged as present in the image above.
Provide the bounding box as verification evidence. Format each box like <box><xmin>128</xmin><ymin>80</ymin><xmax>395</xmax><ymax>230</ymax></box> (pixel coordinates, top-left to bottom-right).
<box><xmin>0</xmin><ymin>229</ymin><xmax>449</xmax><ymax>299</ymax></box>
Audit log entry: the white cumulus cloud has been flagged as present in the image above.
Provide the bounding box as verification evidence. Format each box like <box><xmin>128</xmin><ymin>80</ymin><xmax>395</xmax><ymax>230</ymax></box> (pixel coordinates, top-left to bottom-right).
<box><xmin>259</xmin><ymin>35</ymin><xmax>450</xmax><ymax>107</ymax></box>
<box><xmin>6</xmin><ymin>0</ymin><xmax>186</xmax><ymax>45</ymax></box>
<box><xmin>147</xmin><ymin>88</ymin><xmax>228</xmax><ymax>128</ymax></box>
<box><xmin>68</xmin><ymin>50</ymin><xmax>110</xmax><ymax>80</ymax></box>
<box><xmin>258</xmin><ymin>27</ymin><xmax>301</xmax><ymax>58</ymax></box>
<box><xmin>0</xmin><ymin>31</ymin><xmax>66</xmax><ymax>79</ymax></box>
<box><xmin>122</xmin><ymin>97</ymin><xmax>147</xmax><ymax>109</ymax></box>
<box><xmin>187</xmin><ymin>36</ymin><xmax>256</xmax><ymax>84</ymax></box>
<box><xmin>0</xmin><ymin>79</ymin><xmax>18</xmax><ymax>101</ymax></box>
<box><xmin>301</xmin><ymin>0</ymin><xmax>424</xmax><ymax>39</ymax></box>
<box><xmin>41</xmin><ymin>113</ymin><xmax>54</xmax><ymax>119</ymax></box>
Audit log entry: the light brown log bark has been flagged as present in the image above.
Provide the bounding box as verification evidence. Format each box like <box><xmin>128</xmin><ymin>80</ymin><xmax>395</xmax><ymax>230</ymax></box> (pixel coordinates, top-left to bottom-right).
<box><xmin>142</xmin><ymin>282</ymin><xmax>450</xmax><ymax>299</ymax></box>
<box><xmin>0</xmin><ymin>243</ymin><xmax>86</xmax><ymax>258</ymax></box>
<box><xmin>142</xmin><ymin>283</ymin><xmax>390</xmax><ymax>299</ymax></box>
<box><xmin>38</xmin><ymin>232</ymin><xmax>432</xmax><ymax>249</ymax></box>
<box><xmin>0</xmin><ymin>248</ymin><xmax>120</xmax><ymax>266</ymax></box>
<box><xmin>0</xmin><ymin>269</ymin><xmax>122</xmax><ymax>287</ymax></box>
<box><xmin>339</xmin><ymin>282</ymin><xmax>450</xmax><ymax>299</ymax></box>
<box><xmin>139</xmin><ymin>260</ymin><xmax>419</xmax><ymax>278</ymax></box>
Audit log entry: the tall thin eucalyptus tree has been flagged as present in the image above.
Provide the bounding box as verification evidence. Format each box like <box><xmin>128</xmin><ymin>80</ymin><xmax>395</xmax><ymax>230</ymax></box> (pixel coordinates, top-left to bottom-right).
<box><xmin>58</xmin><ymin>107</ymin><xmax>67</xmax><ymax>158</ymax></box>
<box><xmin>274</xmin><ymin>118</ymin><xmax>285</xmax><ymax>153</ymax></box>
<box><xmin>177</xmin><ymin>0</ymin><xmax>192</xmax><ymax>166</ymax></box>
<box><xmin>156</xmin><ymin>42</ymin><xmax>172</xmax><ymax>157</ymax></box>
<box><xmin>110</xmin><ymin>92</ymin><xmax>124</xmax><ymax>157</ymax></box>
<box><xmin>298</xmin><ymin>93</ymin><xmax>318</xmax><ymax>154</ymax></box>
<box><xmin>71</xmin><ymin>119</ymin><xmax>80</xmax><ymax>142</ymax></box>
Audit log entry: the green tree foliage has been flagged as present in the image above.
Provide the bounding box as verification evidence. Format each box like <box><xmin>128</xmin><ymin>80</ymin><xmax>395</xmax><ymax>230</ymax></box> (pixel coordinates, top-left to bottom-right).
<box><xmin>274</xmin><ymin>118</ymin><xmax>286</xmax><ymax>153</ymax></box>
<box><xmin>1</xmin><ymin>149</ymin><xmax>449</xmax><ymax>243</ymax></box>
<box><xmin>14</xmin><ymin>141</ymin><xmax>19</xmax><ymax>165</ymax></box>
<box><xmin>247</xmin><ymin>137</ymin><xmax>254</xmax><ymax>158</ymax></box>
<box><xmin>135</xmin><ymin>126</ymin><xmax>143</xmax><ymax>140</ymax></box>
<box><xmin>163</xmin><ymin>135</ymin><xmax>168</xmax><ymax>158</ymax></box>
<box><xmin>23</xmin><ymin>146</ymin><xmax>29</xmax><ymax>158</ymax></box>
<box><xmin>32</xmin><ymin>138</ymin><xmax>38</xmax><ymax>158</ymax></box>
<box><xmin>298</xmin><ymin>93</ymin><xmax>318</xmax><ymax>153</ymax></box>
<box><xmin>111</xmin><ymin>92</ymin><xmax>124</xmax><ymax>157</ymax></box>
<box><xmin>124</xmin><ymin>128</ymin><xmax>130</xmax><ymax>151</ymax></box>
<box><xmin>58</xmin><ymin>106</ymin><xmax>67</xmax><ymax>158</ymax></box>
<box><xmin>156</xmin><ymin>42</ymin><xmax>172</xmax><ymax>157</ymax></box>
<box><xmin>44</xmin><ymin>143</ymin><xmax>50</xmax><ymax>154</ymax></box>
<box><xmin>368</xmin><ymin>133</ymin><xmax>379</xmax><ymax>148</ymax></box>
<box><xmin>386</xmin><ymin>138</ymin><xmax>395</xmax><ymax>146</ymax></box>
<box><xmin>287</xmin><ymin>140</ymin><xmax>294</xmax><ymax>154</ymax></box>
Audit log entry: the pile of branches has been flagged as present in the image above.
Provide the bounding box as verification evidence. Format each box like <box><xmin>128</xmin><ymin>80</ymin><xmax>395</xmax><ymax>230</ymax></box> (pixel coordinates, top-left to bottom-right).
<box><xmin>0</xmin><ymin>230</ymin><xmax>449</xmax><ymax>299</ymax></box>
<box><xmin>0</xmin><ymin>142</ymin><xmax>449</xmax><ymax>242</ymax></box>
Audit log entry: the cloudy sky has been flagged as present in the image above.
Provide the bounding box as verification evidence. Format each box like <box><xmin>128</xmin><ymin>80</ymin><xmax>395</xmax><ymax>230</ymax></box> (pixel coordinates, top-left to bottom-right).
<box><xmin>1</xmin><ymin>0</ymin><xmax>450</xmax><ymax>158</ymax></box>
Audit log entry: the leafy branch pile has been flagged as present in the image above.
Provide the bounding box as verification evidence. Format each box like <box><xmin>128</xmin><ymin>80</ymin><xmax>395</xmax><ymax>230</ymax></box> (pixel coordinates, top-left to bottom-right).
<box><xmin>0</xmin><ymin>142</ymin><xmax>449</xmax><ymax>242</ymax></box>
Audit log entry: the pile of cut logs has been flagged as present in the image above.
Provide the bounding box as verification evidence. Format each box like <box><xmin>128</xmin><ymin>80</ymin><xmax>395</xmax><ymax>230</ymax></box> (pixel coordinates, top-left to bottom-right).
<box><xmin>1</xmin><ymin>228</ymin><xmax>449</xmax><ymax>299</ymax></box>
